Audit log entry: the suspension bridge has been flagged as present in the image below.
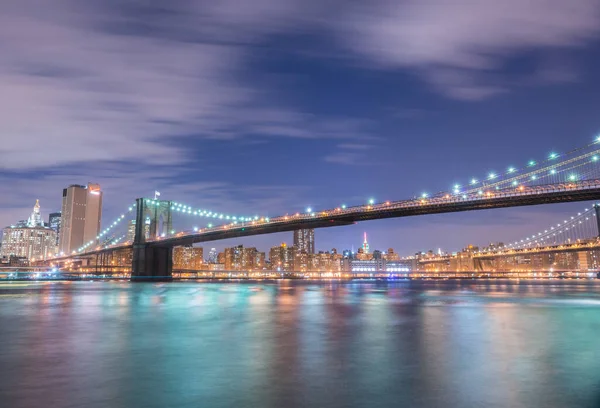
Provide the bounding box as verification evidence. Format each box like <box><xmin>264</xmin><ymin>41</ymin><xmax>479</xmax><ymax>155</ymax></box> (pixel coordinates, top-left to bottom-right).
<box><xmin>45</xmin><ymin>137</ymin><xmax>600</xmax><ymax>280</ymax></box>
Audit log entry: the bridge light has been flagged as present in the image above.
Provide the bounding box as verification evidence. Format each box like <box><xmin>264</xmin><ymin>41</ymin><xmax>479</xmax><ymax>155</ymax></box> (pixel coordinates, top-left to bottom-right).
<box><xmin>470</xmin><ymin>178</ymin><xmax>478</xmax><ymax>185</ymax></box>
<box><xmin>507</xmin><ymin>167</ymin><xmax>516</xmax><ymax>173</ymax></box>
<box><xmin>569</xmin><ymin>174</ymin><xmax>577</xmax><ymax>181</ymax></box>
<box><xmin>193</xmin><ymin>227</ymin><xmax>198</xmax><ymax>232</ymax></box>
<box><xmin>488</xmin><ymin>172</ymin><xmax>496</xmax><ymax>180</ymax></box>
<box><xmin>368</xmin><ymin>198</ymin><xmax>375</xmax><ymax>205</ymax></box>
<box><xmin>596</xmin><ymin>135</ymin><xmax>600</xmax><ymax>143</ymax></box>
<box><xmin>531</xmin><ymin>175</ymin><xmax>537</xmax><ymax>180</ymax></box>
<box><xmin>307</xmin><ymin>207</ymin><xmax>312</xmax><ymax>213</ymax></box>
<box><xmin>549</xmin><ymin>152</ymin><xmax>558</xmax><ymax>160</ymax></box>
<box><xmin>593</xmin><ymin>156</ymin><xmax>599</xmax><ymax>162</ymax></box>
<box><xmin>341</xmin><ymin>204</ymin><xmax>347</xmax><ymax>209</ymax></box>
<box><xmin>129</xmin><ymin>207</ymin><xmax>133</xmax><ymax>211</ymax></box>
<box><xmin>208</xmin><ymin>224</ymin><xmax>212</xmax><ymax>228</ymax></box>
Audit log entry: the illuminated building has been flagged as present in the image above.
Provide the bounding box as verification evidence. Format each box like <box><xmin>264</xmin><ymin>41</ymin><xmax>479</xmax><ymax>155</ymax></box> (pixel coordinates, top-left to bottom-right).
<box><xmin>59</xmin><ymin>183</ymin><xmax>103</xmax><ymax>254</ymax></box>
<box><xmin>173</xmin><ymin>245</ymin><xmax>204</xmax><ymax>270</ymax></box>
<box><xmin>48</xmin><ymin>212</ymin><xmax>61</xmax><ymax>245</ymax></box>
<box><xmin>270</xmin><ymin>243</ymin><xmax>294</xmax><ymax>271</ymax></box>
<box><xmin>223</xmin><ymin>245</ymin><xmax>264</xmax><ymax>270</ymax></box>
<box><xmin>27</xmin><ymin>200</ymin><xmax>43</xmax><ymax>227</ymax></box>
<box><xmin>126</xmin><ymin>218</ymin><xmax>150</xmax><ymax>242</ymax></box>
<box><xmin>208</xmin><ymin>248</ymin><xmax>218</xmax><ymax>264</ymax></box>
<box><xmin>385</xmin><ymin>248</ymin><xmax>399</xmax><ymax>261</ymax></box>
<box><xmin>0</xmin><ymin>225</ymin><xmax>57</xmax><ymax>261</ymax></box>
<box><xmin>0</xmin><ymin>200</ymin><xmax>57</xmax><ymax>261</ymax></box>
<box><xmin>293</xmin><ymin>229</ymin><xmax>315</xmax><ymax>254</ymax></box>
<box><xmin>362</xmin><ymin>232</ymin><xmax>370</xmax><ymax>253</ymax></box>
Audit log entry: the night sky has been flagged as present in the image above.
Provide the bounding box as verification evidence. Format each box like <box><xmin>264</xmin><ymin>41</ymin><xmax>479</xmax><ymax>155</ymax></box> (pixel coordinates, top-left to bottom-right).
<box><xmin>2</xmin><ymin>0</ymin><xmax>600</xmax><ymax>255</ymax></box>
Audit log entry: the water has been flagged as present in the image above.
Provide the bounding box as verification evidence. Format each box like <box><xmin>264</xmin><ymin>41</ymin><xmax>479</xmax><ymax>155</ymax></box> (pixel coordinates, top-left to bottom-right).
<box><xmin>1</xmin><ymin>280</ymin><xmax>599</xmax><ymax>408</ymax></box>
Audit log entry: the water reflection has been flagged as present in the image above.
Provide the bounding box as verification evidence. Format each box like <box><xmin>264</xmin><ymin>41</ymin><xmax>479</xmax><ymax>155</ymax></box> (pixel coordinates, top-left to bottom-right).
<box><xmin>0</xmin><ymin>280</ymin><xmax>599</xmax><ymax>408</ymax></box>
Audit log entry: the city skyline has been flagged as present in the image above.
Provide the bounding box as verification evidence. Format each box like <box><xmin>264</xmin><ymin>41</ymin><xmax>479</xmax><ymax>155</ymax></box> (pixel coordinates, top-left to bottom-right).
<box><xmin>1</xmin><ymin>1</ymin><xmax>600</xmax><ymax>255</ymax></box>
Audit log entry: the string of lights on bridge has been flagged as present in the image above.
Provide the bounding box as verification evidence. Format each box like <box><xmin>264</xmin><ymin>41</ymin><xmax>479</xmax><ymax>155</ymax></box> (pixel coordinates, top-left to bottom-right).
<box><xmin>421</xmin><ymin>136</ymin><xmax>600</xmax><ymax>200</ymax></box>
<box><xmin>167</xmin><ymin>201</ymin><xmax>261</xmax><ymax>223</ymax></box>
<box><xmin>502</xmin><ymin>205</ymin><xmax>599</xmax><ymax>250</ymax></box>
<box><xmin>76</xmin><ymin>203</ymin><xmax>136</xmax><ymax>253</ymax></box>
<box><xmin>73</xmin><ymin>135</ymin><xmax>600</xmax><ymax>255</ymax></box>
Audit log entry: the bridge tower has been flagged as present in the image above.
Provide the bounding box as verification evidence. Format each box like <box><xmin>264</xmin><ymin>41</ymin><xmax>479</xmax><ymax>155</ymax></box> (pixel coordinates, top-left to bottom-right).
<box><xmin>594</xmin><ymin>204</ymin><xmax>600</xmax><ymax>238</ymax></box>
<box><xmin>131</xmin><ymin>198</ymin><xmax>174</xmax><ymax>282</ymax></box>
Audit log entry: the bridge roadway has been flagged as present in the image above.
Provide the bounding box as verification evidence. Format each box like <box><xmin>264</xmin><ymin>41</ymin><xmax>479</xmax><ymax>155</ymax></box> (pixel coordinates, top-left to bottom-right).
<box><xmin>48</xmin><ymin>179</ymin><xmax>600</xmax><ymax>261</ymax></box>
<box><xmin>150</xmin><ymin>180</ymin><xmax>600</xmax><ymax>248</ymax></box>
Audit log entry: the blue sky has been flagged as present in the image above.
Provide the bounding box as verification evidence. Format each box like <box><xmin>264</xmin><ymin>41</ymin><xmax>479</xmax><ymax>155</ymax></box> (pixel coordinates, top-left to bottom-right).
<box><xmin>1</xmin><ymin>0</ymin><xmax>600</xmax><ymax>254</ymax></box>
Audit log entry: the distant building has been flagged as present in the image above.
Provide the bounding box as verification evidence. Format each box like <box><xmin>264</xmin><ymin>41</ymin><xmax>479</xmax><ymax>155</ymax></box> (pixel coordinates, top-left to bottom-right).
<box><xmin>208</xmin><ymin>248</ymin><xmax>218</xmax><ymax>264</ymax></box>
<box><xmin>59</xmin><ymin>183</ymin><xmax>103</xmax><ymax>254</ymax></box>
<box><xmin>0</xmin><ymin>200</ymin><xmax>57</xmax><ymax>261</ymax></box>
<box><xmin>223</xmin><ymin>245</ymin><xmax>264</xmax><ymax>270</ymax></box>
<box><xmin>270</xmin><ymin>243</ymin><xmax>294</xmax><ymax>271</ymax></box>
<box><xmin>362</xmin><ymin>232</ymin><xmax>370</xmax><ymax>253</ymax></box>
<box><xmin>27</xmin><ymin>200</ymin><xmax>43</xmax><ymax>227</ymax></box>
<box><xmin>48</xmin><ymin>212</ymin><xmax>61</xmax><ymax>245</ymax></box>
<box><xmin>173</xmin><ymin>245</ymin><xmax>204</xmax><ymax>270</ymax></box>
<box><xmin>385</xmin><ymin>248</ymin><xmax>399</xmax><ymax>261</ymax></box>
<box><xmin>126</xmin><ymin>218</ymin><xmax>150</xmax><ymax>242</ymax></box>
<box><xmin>293</xmin><ymin>229</ymin><xmax>315</xmax><ymax>254</ymax></box>
<box><xmin>0</xmin><ymin>225</ymin><xmax>57</xmax><ymax>261</ymax></box>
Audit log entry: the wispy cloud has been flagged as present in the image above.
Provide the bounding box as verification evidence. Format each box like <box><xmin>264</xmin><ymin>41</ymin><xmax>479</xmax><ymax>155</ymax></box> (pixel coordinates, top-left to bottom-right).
<box><xmin>337</xmin><ymin>0</ymin><xmax>600</xmax><ymax>99</ymax></box>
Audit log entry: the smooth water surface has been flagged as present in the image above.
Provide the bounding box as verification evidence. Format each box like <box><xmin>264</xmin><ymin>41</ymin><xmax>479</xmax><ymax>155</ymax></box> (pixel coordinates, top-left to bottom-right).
<box><xmin>1</xmin><ymin>280</ymin><xmax>599</xmax><ymax>408</ymax></box>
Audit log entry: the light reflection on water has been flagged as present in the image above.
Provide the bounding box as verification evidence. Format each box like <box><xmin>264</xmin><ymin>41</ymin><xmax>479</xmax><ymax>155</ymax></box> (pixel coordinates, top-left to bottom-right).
<box><xmin>0</xmin><ymin>280</ymin><xmax>599</xmax><ymax>408</ymax></box>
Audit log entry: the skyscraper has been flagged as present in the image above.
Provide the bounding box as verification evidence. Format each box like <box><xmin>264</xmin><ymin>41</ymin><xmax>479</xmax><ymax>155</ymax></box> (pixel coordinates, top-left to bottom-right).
<box><xmin>27</xmin><ymin>200</ymin><xmax>42</xmax><ymax>227</ymax></box>
<box><xmin>48</xmin><ymin>212</ymin><xmax>61</xmax><ymax>245</ymax></box>
<box><xmin>59</xmin><ymin>183</ymin><xmax>103</xmax><ymax>255</ymax></box>
<box><xmin>1</xmin><ymin>200</ymin><xmax>57</xmax><ymax>261</ymax></box>
<box><xmin>362</xmin><ymin>232</ymin><xmax>370</xmax><ymax>254</ymax></box>
<box><xmin>293</xmin><ymin>229</ymin><xmax>315</xmax><ymax>254</ymax></box>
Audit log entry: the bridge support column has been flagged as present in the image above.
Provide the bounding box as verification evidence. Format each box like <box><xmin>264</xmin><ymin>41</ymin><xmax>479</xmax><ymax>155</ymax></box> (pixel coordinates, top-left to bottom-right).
<box><xmin>131</xmin><ymin>244</ymin><xmax>173</xmax><ymax>282</ymax></box>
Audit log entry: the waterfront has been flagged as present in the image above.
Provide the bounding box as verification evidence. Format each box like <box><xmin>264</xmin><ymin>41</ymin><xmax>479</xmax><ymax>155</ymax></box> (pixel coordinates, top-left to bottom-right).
<box><xmin>1</xmin><ymin>281</ymin><xmax>599</xmax><ymax>408</ymax></box>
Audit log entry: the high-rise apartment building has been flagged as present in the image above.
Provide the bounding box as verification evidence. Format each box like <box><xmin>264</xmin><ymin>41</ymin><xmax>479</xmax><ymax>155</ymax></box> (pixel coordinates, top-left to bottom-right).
<box><xmin>173</xmin><ymin>245</ymin><xmax>204</xmax><ymax>270</ymax></box>
<box><xmin>59</xmin><ymin>183</ymin><xmax>103</xmax><ymax>255</ymax></box>
<box><xmin>293</xmin><ymin>229</ymin><xmax>315</xmax><ymax>254</ymax></box>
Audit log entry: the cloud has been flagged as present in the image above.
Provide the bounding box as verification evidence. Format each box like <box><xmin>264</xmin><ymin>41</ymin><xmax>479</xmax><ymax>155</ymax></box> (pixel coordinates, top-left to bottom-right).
<box><xmin>0</xmin><ymin>0</ymin><xmax>372</xmax><ymax>171</ymax></box>
<box><xmin>337</xmin><ymin>0</ymin><xmax>600</xmax><ymax>99</ymax></box>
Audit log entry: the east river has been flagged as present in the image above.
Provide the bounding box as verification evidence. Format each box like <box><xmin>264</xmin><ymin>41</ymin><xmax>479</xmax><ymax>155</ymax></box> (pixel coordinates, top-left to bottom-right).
<box><xmin>1</xmin><ymin>280</ymin><xmax>599</xmax><ymax>408</ymax></box>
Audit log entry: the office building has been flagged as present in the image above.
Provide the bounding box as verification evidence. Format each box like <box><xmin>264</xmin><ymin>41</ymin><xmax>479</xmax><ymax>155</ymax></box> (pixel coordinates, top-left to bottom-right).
<box><xmin>48</xmin><ymin>212</ymin><xmax>61</xmax><ymax>245</ymax></box>
<box><xmin>0</xmin><ymin>225</ymin><xmax>57</xmax><ymax>261</ymax></box>
<box><xmin>293</xmin><ymin>229</ymin><xmax>315</xmax><ymax>254</ymax></box>
<box><xmin>0</xmin><ymin>200</ymin><xmax>57</xmax><ymax>261</ymax></box>
<box><xmin>59</xmin><ymin>183</ymin><xmax>103</xmax><ymax>254</ymax></box>
<box><xmin>27</xmin><ymin>200</ymin><xmax>43</xmax><ymax>227</ymax></box>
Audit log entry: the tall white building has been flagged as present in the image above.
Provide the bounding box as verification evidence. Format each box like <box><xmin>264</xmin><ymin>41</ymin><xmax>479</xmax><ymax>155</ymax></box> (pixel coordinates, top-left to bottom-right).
<box><xmin>27</xmin><ymin>199</ymin><xmax>43</xmax><ymax>227</ymax></box>
<box><xmin>59</xmin><ymin>183</ymin><xmax>103</xmax><ymax>255</ymax></box>
<box><xmin>1</xmin><ymin>200</ymin><xmax>57</xmax><ymax>261</ymax></box>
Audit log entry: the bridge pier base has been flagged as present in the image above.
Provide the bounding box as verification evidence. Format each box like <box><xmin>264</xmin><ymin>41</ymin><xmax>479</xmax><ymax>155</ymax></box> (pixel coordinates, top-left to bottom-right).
<box><xmin>131</xmin><ymin>244</ymin><xmax>173</xmax><ymax>282</ymax></box>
